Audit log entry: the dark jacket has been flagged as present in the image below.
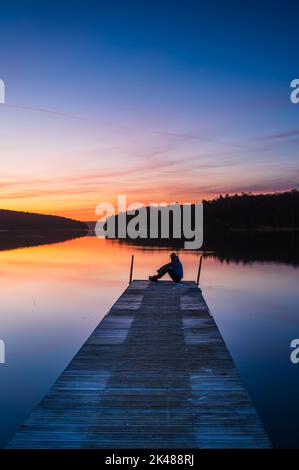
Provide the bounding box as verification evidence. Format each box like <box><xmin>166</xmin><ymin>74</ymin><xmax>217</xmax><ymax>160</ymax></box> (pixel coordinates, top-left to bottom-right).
<box><xmin>171</xmin><ymin>256</ymin><xmax>183</xmax><ymax>279</ymax></box>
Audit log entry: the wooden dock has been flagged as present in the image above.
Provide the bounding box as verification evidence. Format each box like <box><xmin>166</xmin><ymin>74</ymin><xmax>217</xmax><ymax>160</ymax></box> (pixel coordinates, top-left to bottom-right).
<box><xmin>8</xmin><ymin>280</ymin><xmax>271</xmax><ymax>448</ymax></box>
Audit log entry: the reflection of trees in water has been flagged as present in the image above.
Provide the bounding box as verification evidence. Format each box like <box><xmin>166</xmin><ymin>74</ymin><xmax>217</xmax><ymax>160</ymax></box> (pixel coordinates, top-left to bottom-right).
<box><xmin>114</xmin><ymin>231</ymin><xmax>299</xmax><ymax>267</ymax></box>
<box><xmin>203</xmin><ymin>231</ymin><xmax>299</xmax><ymax>266</ymax></box>
<box><xmin>0</xmin><ymin>229</ymin><xmax>88</xmax><ymax>251</ymax></box>
<box><xmin>2</xmin><ymin>228</ymin><xmax>299</xmax><ymax>266</ymax></box>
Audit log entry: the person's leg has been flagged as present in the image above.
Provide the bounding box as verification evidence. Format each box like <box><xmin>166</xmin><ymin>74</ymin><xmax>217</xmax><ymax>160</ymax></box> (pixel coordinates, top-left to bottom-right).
<box><xmin>156</xmin><ymin>262</ymin><xmax>172</xmax><ymax>278</ymax></box>
<box><xmin>149</xmin><ymin>263</ymin><xmax>172</xmax><ymax>281</ymax></box>
<box><xmin>157</xmin><ymin>264</ymin><xmax>182</xmax><ymax>282</ymax></box>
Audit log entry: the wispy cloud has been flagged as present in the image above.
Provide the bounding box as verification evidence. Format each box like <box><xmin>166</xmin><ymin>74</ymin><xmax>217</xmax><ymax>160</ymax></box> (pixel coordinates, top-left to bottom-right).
<box><xmin>2</xmin><ymin>102</ymin><xmax>299</xmax><ymax>220</ymax></box>
<box><xmin>3</xmin><ymin>102</ymin><xmax>248</xmax><ymax>150</ymax></box>
<box><xmin>253</xmin><ymin>129</ymin><xmax>299</xmax><ymax>141</ymax></box>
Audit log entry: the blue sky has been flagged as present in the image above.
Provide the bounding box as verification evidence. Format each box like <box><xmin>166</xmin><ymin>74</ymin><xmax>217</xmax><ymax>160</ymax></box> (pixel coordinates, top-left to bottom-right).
<box><xmin>0</xmin><ymin>0</ymin><xmax>298</xmax><ymax>219</ymax></box>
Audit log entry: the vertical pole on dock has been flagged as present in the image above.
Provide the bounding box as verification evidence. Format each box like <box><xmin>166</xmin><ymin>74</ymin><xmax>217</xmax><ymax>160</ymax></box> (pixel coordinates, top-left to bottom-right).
<box><xmin>129</xmin><ymin>255</ymin><xmax>134</xmax><ymax>283</ymax></box>
<box><xmin>196</xmin><ymin>255</ymin><xmax>203</xmax><ymax>286</ymax></box>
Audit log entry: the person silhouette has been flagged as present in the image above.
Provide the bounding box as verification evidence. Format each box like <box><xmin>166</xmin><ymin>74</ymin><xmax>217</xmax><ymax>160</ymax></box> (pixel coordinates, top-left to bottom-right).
<box><xmin>149</xmin><ymin>252</ymin><xmax>183</xmax><ymax>282</ymax></box>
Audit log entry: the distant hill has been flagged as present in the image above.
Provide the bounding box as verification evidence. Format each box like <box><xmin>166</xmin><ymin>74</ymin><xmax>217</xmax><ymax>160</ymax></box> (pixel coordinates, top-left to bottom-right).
<box><xmin>0</xmin><ymin>209</ymin><xmax>88</xmax><ymax>230</ymax></box>
<box><xmin>0</xmin><ymin>210</ymin><xmax>88</xmax><ymax>250</ymax></box>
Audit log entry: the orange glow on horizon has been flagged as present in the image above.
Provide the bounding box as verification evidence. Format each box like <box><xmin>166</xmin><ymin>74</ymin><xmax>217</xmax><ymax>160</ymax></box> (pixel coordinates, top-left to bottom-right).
<box><xmin>0</xmin><ymin>193</ymin><xmax>217</xmax><ymax>221</ymax></box>
<box><xmin>2</xmin><ymin>187</ymin><xmax>294</xmax><ymax>222</ymax></box>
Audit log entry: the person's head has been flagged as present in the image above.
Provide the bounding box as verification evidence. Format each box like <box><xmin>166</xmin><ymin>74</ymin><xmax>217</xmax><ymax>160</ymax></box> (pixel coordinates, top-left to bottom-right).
<box><xmin>170</xmin><ymin>252</ymin><xmax>177</xmax><ymax>261</ymax></box>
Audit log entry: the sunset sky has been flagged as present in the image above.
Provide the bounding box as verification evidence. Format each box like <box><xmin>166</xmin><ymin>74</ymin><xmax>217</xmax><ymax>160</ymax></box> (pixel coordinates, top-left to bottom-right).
<box><xmin>0</xmin><ymin>0</ymin><xmax>299</xmax><ymax>220</ymax></box>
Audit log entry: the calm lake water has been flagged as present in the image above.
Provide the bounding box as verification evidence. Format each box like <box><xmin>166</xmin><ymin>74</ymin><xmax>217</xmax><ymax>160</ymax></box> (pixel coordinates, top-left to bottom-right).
<box><xmin>0</xmin><ymin>235</ymin><xmax>298</xmax><ymax>448</ymax></box>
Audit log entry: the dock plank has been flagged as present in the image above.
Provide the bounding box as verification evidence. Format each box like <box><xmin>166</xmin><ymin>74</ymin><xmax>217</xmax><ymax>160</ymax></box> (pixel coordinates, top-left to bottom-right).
<box><xmin>8</xmin><ymin>280</ymin><xmax>271</xmax><ymax>448</ymax></box>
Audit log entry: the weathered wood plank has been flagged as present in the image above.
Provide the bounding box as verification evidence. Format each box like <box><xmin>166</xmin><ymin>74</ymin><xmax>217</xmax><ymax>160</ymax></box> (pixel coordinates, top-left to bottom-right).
<box><xmin>7</xmin><ymin>280</ymin><xmax>271</xmax><ymax>448</ymax></box>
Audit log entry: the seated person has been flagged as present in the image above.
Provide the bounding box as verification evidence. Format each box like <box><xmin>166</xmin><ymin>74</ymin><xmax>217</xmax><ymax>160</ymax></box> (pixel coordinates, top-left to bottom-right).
<box><xmin>149</xmin><ymin>252</ymin><xmax>183</xmax><ymax>282</ymax></box>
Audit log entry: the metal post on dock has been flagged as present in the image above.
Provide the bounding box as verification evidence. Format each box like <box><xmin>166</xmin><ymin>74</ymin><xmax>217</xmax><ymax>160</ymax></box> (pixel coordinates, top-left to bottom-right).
<box><xmin>129</xmin><ymin>255</ymin><xmax>134</xmax><ymax>283</ymax></box>
<box><xmin>196</xmin><ymin>255</ymin><xmax>203</xmax><ymax>286</ymax></box>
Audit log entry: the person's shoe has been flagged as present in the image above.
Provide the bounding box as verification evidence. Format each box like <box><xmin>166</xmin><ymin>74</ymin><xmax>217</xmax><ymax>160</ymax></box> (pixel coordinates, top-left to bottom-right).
<box><xmin>149</xmin><ymin>275</ymin><xmax>158</xmax><ymax>282</ymax></box>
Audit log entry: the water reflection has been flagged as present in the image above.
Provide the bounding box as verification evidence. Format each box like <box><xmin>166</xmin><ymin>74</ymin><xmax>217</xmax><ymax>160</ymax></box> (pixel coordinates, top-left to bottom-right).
<box><xmin>116</xmin><ymin>230</ymin><xmax>299</xmax><ymax>266</ymax></box>
<box><xmin>0</xmin><ymin>235</ymin><xmax>298</xmax><ymax>448</ymax></box>
<box><xmin>0</xmin><ymin>229</ymin><xmax>87</xmax><ymax>252</ymax></box>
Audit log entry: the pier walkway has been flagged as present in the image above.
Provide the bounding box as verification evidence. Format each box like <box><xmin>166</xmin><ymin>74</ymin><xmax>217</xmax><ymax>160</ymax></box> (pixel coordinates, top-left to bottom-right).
<box><xmin>8</xmin><ymin>280</ymin><xmax>271</xmax><ymax>448</ymax></box>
